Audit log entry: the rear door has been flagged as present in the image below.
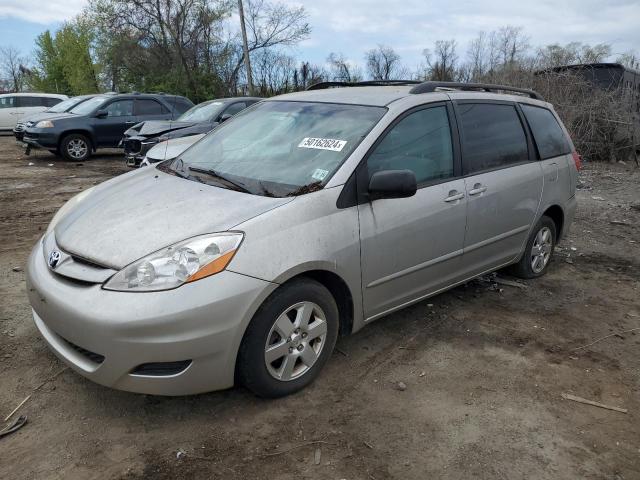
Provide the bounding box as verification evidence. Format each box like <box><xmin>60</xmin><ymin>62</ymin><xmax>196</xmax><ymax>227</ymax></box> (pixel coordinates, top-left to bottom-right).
<box><xmin>358</xmin><ymin>102</ymin><xmax>467</xmax><ymax>320</ymax></box>
<box><xmin>93</xmin><ymin>99</ymin><xmax>135</xmax><ymax>147</ymax></box>
<box><xmin>0</xmin><ymin>96</ymin><xmax>18</xmax><ymax>129</ymax></box>
<box><xmin>519</xmin><ymin>103</ymin><xmax>574</xmax><ymax>206</ymax></box>
<box><xmin>455</xmin><ymin>101</ymin><xmax>542</xmax><ymax>277</ymax></box>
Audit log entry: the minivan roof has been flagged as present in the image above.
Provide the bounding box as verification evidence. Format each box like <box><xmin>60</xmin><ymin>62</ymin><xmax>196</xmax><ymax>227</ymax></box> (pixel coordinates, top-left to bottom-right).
<box><xmin>271</xmin><ymin>82</ymin><xmax>546</xmax><ymax>108</ymax></box>
<box><xmin>0</xmin><ymin>92</ymin><xmax>68</xmax><ymax>98</ymax></box>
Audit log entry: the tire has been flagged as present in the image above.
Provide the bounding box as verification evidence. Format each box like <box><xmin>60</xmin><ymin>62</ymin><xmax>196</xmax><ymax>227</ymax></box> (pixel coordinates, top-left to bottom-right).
<box><xmin>237</xmin><ymin>278</ymin><xmax>339</xmax><ymax>398</ymax></box>
<box><xmin>509</xmin><ymin>215</ymin><xmax>557</xmax><ymax>279</ymax></box>
<box><xmin>60</xmin><ymin>133</ymin><xmax>91</xmax><ymax>162</ymax></box>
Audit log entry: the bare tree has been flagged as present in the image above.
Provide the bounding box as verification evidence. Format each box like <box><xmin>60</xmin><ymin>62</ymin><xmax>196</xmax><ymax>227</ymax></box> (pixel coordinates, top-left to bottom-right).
<box><xmin>467</xmin><ymin>32</ymin><xmax>488</xmax><ymax>81</ymax></box>
<box><xmin>423</xmin><ymin>40</ymin><xmax>458</xmax><ymax>81</ymax></box>
<box><xmin>327</xmin><ymin>52</ymin><xmax>362</xmax><ymax>82</ymax></box>
<box><xmin>365</xmin><ymin>44</ymin><xmax>408</xmax><ymax>80</ymax></box>
<box><xmin>0</xmin><ymin>46</ymin><xmax>28</xmax><ymax>92</ymax></box>
<box><xmin>493</xmin><ymin>26</ymin><xmax>529</xmax><ymax>68</ymax></box>
<box><xmin>616</xmin><ymin>50</ymin><xmax>640</xmax><ymax>70</ymax></box>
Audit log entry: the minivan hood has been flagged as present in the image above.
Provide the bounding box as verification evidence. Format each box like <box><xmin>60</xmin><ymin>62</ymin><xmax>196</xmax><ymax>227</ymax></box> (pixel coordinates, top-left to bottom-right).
<box><xmin>55</xmin><ymin>168</ymin><xmax>293</xmax><ymax>269</ymax></box>
<box><xmin>23</xmin><ymin>111</ymin><xmax>66</xmax><ymax>124</ymax></box>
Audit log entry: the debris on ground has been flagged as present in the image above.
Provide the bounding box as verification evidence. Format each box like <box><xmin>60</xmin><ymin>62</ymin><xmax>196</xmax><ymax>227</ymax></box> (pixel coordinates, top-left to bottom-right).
<box><xmin>396</xmin><ymin>382</ymin><xmax>407</xmax><ymax>391</ymax></box>
<box><xmin>314</xmin><ymin>448</ymin><xmax>321</xmax><ymax>465</ymax></box>
<box><xmin>561</xmin><ymin>393</ymin><xmax>627</xmax><ymax>414</ymax></box>
<box><xmin>0</xmin><ymin>415</ymin><xmax>27</xmax><ymax>439</ymax></box>
<box><xmin>572</xmin><ymin>328</ymin><xmax>640</xmax><ymax>351</ymax></box>
<box><xmin>176</xmin><ymin>449</ymin><xmax>186</xmax><ymax>459</ymax></box>
<box><xmin>11</xmin><ymin>266</ymin><xmax>22</xmax><ymax>272</ymax></box>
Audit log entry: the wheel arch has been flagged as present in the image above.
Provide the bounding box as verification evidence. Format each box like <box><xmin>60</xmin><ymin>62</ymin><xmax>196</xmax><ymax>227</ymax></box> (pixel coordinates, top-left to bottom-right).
<box><xmin>542</xmin><ymin>204</ymin><xmax>564</xmax><ymax>241</ymax></box>
<box><xmin>279</xmin><ymin>270</ymin><xmax>355</xmax><ymax>337</ymax></box>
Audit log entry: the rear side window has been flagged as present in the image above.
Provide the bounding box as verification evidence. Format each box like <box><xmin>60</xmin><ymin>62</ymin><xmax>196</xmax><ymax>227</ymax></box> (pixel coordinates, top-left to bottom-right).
<box><xmin>520</xmin><ymin>104</ymin><xmax>570</xmax><ymax>159</ymax></box>
<box><xmin>0</xmin><ymin>96</ymin><xmax>16</xmax><ymax>108</ymax></box>
<box><xmin>458</xmin><ymin>103</ymin><xmax>528</xmax><ymax>174</ymax></box>
<box><xmin>136</xmin><ymin>99</ymin><xmax>165</xmax><ymax>115</ymax></box>
<box><xmin>17</xmin><ymin>96</ymin><xmax>49</xmax><ymax>107</ymax></box>
<box><xmin>368</xmin><ymin>106</ymin><xmax>454</xmax><ymax>184</ymax></box>
<box><xmin>168</xmin><ymin>97</ymin><xmax>193</xmax><ymax>114</ymax></box>
<box><xmin>44</xmin><ymin>97</ymin><xmax>63</xmax><ymax>107</ymax></box>
<box><xmin>223</xmin><ymin>102</ymin><xmax>247</xmax><ymax>117</ymax></box>
<box><xmin>105</xmin><ymin>100</ymin><xmax>134</xmax><ymax>117</ymax></box>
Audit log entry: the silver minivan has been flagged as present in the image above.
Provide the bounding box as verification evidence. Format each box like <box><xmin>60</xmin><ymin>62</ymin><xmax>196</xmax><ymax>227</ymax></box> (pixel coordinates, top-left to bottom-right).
<box><xmin>26</xmin><ymin>81</ymin><xmax>579</xmax><ymax>397</ymax></box>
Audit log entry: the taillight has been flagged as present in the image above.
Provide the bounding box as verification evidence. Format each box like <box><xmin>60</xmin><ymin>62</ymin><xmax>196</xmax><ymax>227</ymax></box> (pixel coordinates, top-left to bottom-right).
<box><xmin>572</xmin><ymin>151</ymin><xmax>582</xmax><ymax>171</ymax></box>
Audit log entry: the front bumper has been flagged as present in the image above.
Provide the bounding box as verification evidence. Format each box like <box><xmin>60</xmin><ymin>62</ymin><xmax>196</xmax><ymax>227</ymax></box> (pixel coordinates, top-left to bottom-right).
<box><xmin>124</xmin><ymin>137</ymin><xmax>157</xmax><ymax>168</ymax></box>
<box><xmin>26</xmin><ymin>240</ymin><xmax>277</xmax><ymax>395</ymax></box>
<box><xmin>23</xmin><ymin>130</ymin><xmax>59</xmax><ymax>150</ymax></box>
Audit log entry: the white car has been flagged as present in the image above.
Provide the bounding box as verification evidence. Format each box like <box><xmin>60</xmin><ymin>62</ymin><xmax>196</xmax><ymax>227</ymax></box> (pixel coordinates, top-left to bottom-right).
<box><xmin>140</xmin><ymin>134</ymin><xmax>205</xmax><ymax>166</ymax></box>
<box><xmin>0</xmin><ymin>93</ymin><xmax>68</xmax><ymax>131</ymax></box>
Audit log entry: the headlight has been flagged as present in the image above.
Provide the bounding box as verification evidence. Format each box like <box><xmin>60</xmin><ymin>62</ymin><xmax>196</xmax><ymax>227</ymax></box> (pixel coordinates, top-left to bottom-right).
<box><xmin>35</xmin><ymin>120</ymin><xmax>54</xmax><ymax>128</ymax></box>
<box><xmin>46</xmin><ymin>186</ymin><xmax>95</xmax><ymax>234</ymax></box>
<box><xmin>103</xmin><ymin>232</ymin><xmax>244</xmax><ymax>292</ymax></box>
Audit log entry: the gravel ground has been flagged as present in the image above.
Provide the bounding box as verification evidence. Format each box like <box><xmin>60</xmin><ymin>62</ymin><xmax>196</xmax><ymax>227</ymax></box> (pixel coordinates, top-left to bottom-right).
<box><xmin>1</xmin><ymin>133</ymin><xmax>639</xmax><ymax>480</ymax></box>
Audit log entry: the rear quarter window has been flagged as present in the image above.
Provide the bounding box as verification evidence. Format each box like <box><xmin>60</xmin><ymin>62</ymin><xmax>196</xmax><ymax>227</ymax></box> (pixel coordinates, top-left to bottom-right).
<box><xmin>458</xmin><ymin>103</ymin><xmax>529</xmax><ymax>174</ymax></box>
<box><xmin>520</xmin><ymin>104</ymin><xmax>570</xmax><ymax>159</ymax></box>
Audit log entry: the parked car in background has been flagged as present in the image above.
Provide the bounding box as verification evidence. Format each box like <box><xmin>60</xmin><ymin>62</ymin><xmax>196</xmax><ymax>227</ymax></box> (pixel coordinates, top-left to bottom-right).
<box><xmin>13</xmin><ymin>94</ymin><xmax>101</xmax><ymax>142</ymax></box>
<box><xmin>123</xmin><ymin>97</ymin><xmax>261</xmax><ymax>167</ymax></box>
<box><xmin>0</xmin><ymin>93</ymin><xmax>68</xmax><ymax>131</ymax></box>
<box><xmin>27</xmin><ymin>81</ymin><xmax>579</xmax><ymax>398</ymax></box>
<box><xmin>140</xmin><ymin>134</ymin><xmax>205</xmax><ymax>167</ymax></box>
<box><xmin>23</xmin><ymin>93</ymin><xmax>193</xmax><ymax>161</ymax></box>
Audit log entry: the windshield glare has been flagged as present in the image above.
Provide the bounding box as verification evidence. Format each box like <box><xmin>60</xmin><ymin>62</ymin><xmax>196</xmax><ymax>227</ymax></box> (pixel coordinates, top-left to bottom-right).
<box><xmin>171</xmin><ymin>101</ymin><xmax>386</xmax><ymax>196</ymax></box>
<box><xmin>48</xmin><ymin>97</ymin><xmax>84</xmax><ymax>113</ymax></box>
<box><xmin>178</xmin><ymin>101</ymin><xmax>225</xmax><ymax>122</ymax></box>
<box><xmin>70</xmin><ymin>96</ymin><xmax>106</xmax><ymax>115</ymax></box>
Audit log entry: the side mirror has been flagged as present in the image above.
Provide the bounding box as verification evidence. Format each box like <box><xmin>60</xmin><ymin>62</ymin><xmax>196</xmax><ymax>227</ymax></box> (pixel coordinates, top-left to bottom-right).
<box><xmin>219</xmin><ymin>113</ymin><xmax>232</xmax><ymax>123</ymax></box>
<box><xmin>95</xmin><ymin>110</ymin><xmax>108</xmax><ymax>119</ymax></box>
<box><xmin>368</xmin><ymin>170</ymin><xmax>417</xmax><ymax>200</ymax></box>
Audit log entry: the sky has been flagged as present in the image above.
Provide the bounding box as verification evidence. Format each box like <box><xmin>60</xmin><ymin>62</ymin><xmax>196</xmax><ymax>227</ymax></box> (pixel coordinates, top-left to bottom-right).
<box><xmin>0</xmin><ymin>0</ymin><xmax>638</xmax><ymax>70</ymax></box>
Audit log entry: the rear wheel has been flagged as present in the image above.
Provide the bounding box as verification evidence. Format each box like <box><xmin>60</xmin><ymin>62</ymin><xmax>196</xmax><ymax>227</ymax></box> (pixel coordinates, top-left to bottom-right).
<box><xmin>61</xmin><ymin>133</ymin><xmax>91</xmax><ymax>161</ymax></box>
<box><xmin>509</xmin><ymin>216</ymin><xmax>556</xmax><ymax>279</ymax></box>
<box><xmin>237</xmin><ymin>278</ymin><xmax>339</xmax><ymax>398</ymax></box>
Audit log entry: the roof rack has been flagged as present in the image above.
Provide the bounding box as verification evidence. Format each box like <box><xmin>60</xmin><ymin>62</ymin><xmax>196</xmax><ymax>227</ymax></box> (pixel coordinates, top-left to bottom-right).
<box><xmin>409</xmin><ymin>81</ymin><xmax>544</xmax><ymax>100</ymax></box>
<box><xmin>306</xmin><ymin>80</ymin><xmax>421</xmax><ymax>91</ymax></box>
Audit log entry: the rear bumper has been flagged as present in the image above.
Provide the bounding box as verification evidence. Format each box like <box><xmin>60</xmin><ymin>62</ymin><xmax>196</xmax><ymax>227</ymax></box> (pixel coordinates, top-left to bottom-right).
<box><xmin>26</xmin><ymin>239</ymin><xmax>277</xmax><ymax>395</ymax></box>
<box><xmin>561</xmin><ymin>195</ymin><xmax>577</xmax><ymax>240</ymax></box>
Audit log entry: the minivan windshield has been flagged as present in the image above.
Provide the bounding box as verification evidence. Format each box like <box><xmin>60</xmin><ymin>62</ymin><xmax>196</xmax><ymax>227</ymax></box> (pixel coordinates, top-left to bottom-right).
<box><xmin>48</xmin><ymin>96</ymin><xmax>86</xmax><ymax>113</ymax></box>
<box><xmin>167</xmin><ymin>101</ymin><xmax>386</xmax><ymax>196</ymax></box>
<box><xmin>178</xmin><ymin>101</ymin><xmax>225</xmax><ymax>122</ymax></box>
<box><xmin>69</xmin><ymin>96</ymin><xmax>107</xmax><ymax>115</ymax></box>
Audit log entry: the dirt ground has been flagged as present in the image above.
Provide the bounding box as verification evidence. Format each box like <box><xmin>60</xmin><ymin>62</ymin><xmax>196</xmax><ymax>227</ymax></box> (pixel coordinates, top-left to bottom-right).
<box><xmin>0</xmin><ymin>133</ymin><xmax>639</xmax><ymax>480</ymax></box>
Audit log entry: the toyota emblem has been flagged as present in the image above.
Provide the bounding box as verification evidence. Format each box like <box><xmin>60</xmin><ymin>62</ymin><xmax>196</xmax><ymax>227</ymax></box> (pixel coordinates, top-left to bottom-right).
<box><xmin>48</xmin><ymin>250</ymin><xmax>61</xmax><ymax>269</ymax></box>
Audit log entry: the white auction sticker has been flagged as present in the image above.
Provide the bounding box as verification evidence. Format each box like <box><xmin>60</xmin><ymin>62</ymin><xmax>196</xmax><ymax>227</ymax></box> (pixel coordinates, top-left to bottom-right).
<box><xmin>298</xmin><ymin>137</ymin><xmax>347</xmax><ymax>152</ymax></box>
<box><xmin>312</xmin><ymin>169</ymin><xmax>329</xmax><ymax>181</ymax></box>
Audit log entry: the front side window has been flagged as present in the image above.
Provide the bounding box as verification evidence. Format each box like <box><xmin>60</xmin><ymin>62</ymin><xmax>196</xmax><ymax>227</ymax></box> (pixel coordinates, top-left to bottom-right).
<box><xmin>0</xmin><ymin>96</ymin><xmax>16</xmax><ymax>109</ymax></box>
<box><xmin>17</xmin><ymin>96</ymin><xmax>48</xmax><ymax>107</ymax></box>
<box><xmin>169</xmin><ymin>101</ymin><xmax>386</xmax><ymax>196</ymax></box>
<box><xmin>368</xmin><ymin>106</ymin><xmax>454</xmax><ymax>184</ymax></box>
<box><xmin>105</xmin><ymin>100</ymin><xmax>134</xmax><ymax>117</ymax></box>
<box><xmin>458</xmin><ymin>103</ymin><xmax>528</xmax><ymax>174</ymax></box>
<box><xmin>520</xmin><ymin>104</ymin><xmax>570</xmax><ymax>159</ymax></box>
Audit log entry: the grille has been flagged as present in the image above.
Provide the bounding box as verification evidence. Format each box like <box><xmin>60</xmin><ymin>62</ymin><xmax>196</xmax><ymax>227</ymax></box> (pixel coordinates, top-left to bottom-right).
<box><xmin>14</xmin><ymin>123</ymin><xmax>25</xmax><ymax>132</ymax></box>
<box><xmin>130</xmin><ymin>360</ymin><xmax>192</xmax><ymax>376</ymax></box>
<box><xmin>123</xmin><ymin>138</ymin><xmax>142</xmax><ymax>154</ymax></box>
<box><xmin>63</xmin><ymin>338</ymin><xmax>105</xmax><ymax>364</ymax></box>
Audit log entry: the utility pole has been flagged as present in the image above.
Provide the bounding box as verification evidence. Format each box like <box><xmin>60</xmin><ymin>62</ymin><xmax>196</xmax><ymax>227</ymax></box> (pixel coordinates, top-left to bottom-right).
<box><xmin>238</xmin><ymin>0</ymin><xmax>255</xmax><ymax>95</ymax></box>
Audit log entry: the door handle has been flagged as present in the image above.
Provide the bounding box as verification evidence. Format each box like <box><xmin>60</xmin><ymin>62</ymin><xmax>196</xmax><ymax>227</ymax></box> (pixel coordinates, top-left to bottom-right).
<box><xmin>444</xmin><ymin>191</ymin><xmax>465</xmax><ymax>203</ymax></box>
<box><xmin>468</xmin><ymin>183</ymin><xmax>487</xmax><ymax>196</ymax></box>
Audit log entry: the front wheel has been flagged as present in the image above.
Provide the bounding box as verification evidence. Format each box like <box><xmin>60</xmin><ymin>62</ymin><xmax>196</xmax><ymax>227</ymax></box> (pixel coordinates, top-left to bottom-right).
<box><xmin>61</xmin><ymin>133</ymin><xmax>91</xmax><ymax>162</ymax></box>
<box><xmin>509</xmin><ymin>216</ymin><xmax>557</xmax><ymax>279</ymax></box>
<box><xmin>237</xmin><ymin>278</ymin><xmax>339</xmax><ymax>398</ymax></box>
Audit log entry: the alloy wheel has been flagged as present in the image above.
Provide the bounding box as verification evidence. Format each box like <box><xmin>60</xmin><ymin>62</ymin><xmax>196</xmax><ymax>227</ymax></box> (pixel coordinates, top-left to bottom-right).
<box><xmin>531</xmin><ymin>226</ymin><xmax>552</xmax><ymax>273</ymax></box>
<box><xmin>264</xmin><ymin>301</ymin><xmax>327</xmax><ymax>381</ymax></box>
<box><xmin>67</xmin><ymin>139</ymin><xmax>88</xmax><ymax>159</ymax></box>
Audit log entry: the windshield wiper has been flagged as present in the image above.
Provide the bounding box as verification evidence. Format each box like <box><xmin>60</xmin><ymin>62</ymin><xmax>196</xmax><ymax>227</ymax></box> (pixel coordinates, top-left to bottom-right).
<box><xmin>188</xmin><ymin>166</ymin><xmax>252</xmax><ymax>194</ymax></box>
